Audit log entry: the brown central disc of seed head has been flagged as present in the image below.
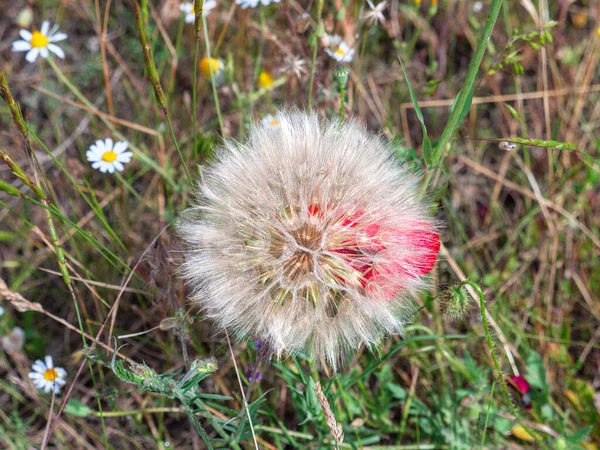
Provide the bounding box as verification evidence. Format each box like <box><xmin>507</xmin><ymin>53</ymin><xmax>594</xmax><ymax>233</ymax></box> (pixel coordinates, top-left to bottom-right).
<box><xmin>281</xmin><ymin>221</ymin><xmax>323</xmax><ymax>283</ymax></box>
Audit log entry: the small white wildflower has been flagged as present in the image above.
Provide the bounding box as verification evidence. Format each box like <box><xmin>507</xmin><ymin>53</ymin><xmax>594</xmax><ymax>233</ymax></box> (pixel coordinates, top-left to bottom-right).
<box><xmin>86</xmin><ymin>138</ymin><xmax>133</xmax><ymax>174</ymax></box>
<box><xmin>179</xmin><ymin>111</ymin><xmax>440</xmax><ymax>370</ymax></box>
<box><xmin>0</xmin><ymin>305</ymin><xmax>4</xmax><ymax>316</ymax></box>
<box><xmin>280</xmin><ymin>55</ymin><xmax>307</xmax><ymax>79</ymax></box>
<box><xmin>236</xmin><ymin>0</ymin><xmax>280</xmax><ymax>9</ymax></box>
<box><xmin>364</xmin><ymin>0</ymin><xmax>387</xmax><ymax>25</ymax></box>
<box><xmin>325</xmin><ymin>35</ymin><xmax>355</xmax><ymax>63</ymax></box>
<box><xmin>261</xmin><ymin>113</ymin><xmax>282</xmax><ymax>127</ymax></box>
<box><xmin>2</xmin><ymin>327</ymin><xmax>25</xmax><ymax>352</ymax></box>
<box><xmin>28</xmin><ymin>355</ymin><xmax>67</xmax><ymax>394</ymax></box>
<box><xmin>180</xmin><ymin>1</ymin><xmax>217</xmax><ymax>23</ymax></box>
<box><xmin>12</xmin><ymin>21</ymin><xmax>68</xmax><ymax>63</ymax></box>
<box><xmin>473</xmin><ymin>1</ymin><xmax>483</xmax><ymax>12</ymax></box>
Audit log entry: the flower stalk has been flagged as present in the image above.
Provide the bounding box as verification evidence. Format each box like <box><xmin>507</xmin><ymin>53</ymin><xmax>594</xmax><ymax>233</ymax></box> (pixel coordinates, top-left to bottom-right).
<box><xmin>423</xmin><ymin>0</ymin><xmax>503</xmax><ymax>189</ymax></box>
<box><xmin>128</xmin><ymin>0</ymin><xmax>192</xmax><ymax>184</ymax></box>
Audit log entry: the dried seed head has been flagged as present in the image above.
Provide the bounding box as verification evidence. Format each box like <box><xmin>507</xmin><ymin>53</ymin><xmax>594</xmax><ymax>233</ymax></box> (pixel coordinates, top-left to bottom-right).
<box><xmin>179</xmin><ymin>111</ymin><xmax>440</xmax><ymax>369</ymax></box>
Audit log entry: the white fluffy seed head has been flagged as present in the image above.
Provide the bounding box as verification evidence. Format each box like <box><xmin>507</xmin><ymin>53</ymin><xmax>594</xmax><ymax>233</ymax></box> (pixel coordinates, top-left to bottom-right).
<box><xmin>179</xmin><ymin>111</ymin><xmax>440</xmax><ymax>370</ymax></box>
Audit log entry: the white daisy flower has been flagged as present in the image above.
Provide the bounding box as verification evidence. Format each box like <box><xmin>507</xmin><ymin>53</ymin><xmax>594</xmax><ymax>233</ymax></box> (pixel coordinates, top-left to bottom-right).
<box><xmin>236</xmin><ymin>0</ymin><xmax>280</xmax><ymax>9</ymax></box>
<box><xmin>179</xmin><ymin>0</ymin><xmax>217</xmax><ymax>23</ymax></box>
<box><xmin>12</xmin><ymin>21</ymin><xmax>68</xmax><ymax>63</ymax></box>
<box><xmin>86</xmin><ymin>138</ymin><xmax>133</xmax><ymax>174</ymax></box>
<box><xmin>28</xmin><ymin>355</ymin><xmax>67</xmax><ymax>394</ymax></box>
<box><xmin>325</xmin><ymin>35</ymin><xmax>355</xmax><ymax>63</ymax></box>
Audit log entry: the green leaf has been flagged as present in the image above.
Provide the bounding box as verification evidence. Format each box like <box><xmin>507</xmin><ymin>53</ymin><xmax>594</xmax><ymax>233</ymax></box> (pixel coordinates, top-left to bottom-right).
<box><xmin>422</xmin><ymin>135</ymin><xmax>433</xmax><ymax>167</ymax></box>
<box><xmin>450</xmin><ymin>84</ymin><xmax>475</xmax><ymax>126</ymax></box>
<box><xmin>0</xmin><ymin>179</ymin><xmax>21</xmax><ymax>197</ymax></box>
<box><xmin>525</xmin><ymin>352</ymin><xmax>547</xmax><ymax>391</ymax></box>
<box><xmin>386</xmin><ymin>383</ymin><xmax>407</xmax><ymax>401</ymax></box>
<box><xmin>566</xmin><ymin>426</ymin><xmax>592</xmax><ymax>444</ymax></box>
<box><xmin>398</xmin><ymin>57</ymin><xmax>432</xmax><ymax>167</ymax></box>
<box><xmin>64</xmin><ymin>399</ymin><xmax>92</xmax><ymax>418</ymax></box>
<box><xmin>193</xmin><ymin>393</ymin><xmax>233</xmax><ymax>401</ymax></box>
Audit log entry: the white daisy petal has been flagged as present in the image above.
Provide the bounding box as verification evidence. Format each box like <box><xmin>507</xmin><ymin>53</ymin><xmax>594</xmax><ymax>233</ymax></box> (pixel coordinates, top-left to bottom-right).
<box><xmin>113</xmin><ymin>142</ymin><xmax>129</xmax><ymax>154</ymax></box>
<box><xmin>40</xmin><ymin>21</ymin><xmax>50</xmax><ymax>35</ymax></box>
<box><xmin>99</xmin><ymin>164</ymin><xmax>109</xmax><ymax>173</ymax></box>
<box><xmin>107</xmin><ymin>164</ymin><xmax>115</xmax><ymax>174</ymax></box>
<box><xmin>92</xmin><ymin>161</ymin><xmax>103</xmax><ymax>169</ymax></box>
<box><xmin>49</xmin><ymin>32</ymin><xmax>68</xmax><ymax>42</ymax></box>
<box><xmin>40</xmin><ymin>47</ymin><xmax>49</xmax><ymax>59</ymax></box>
<box><xmin>44</xmin><ymin>383</ymin><xmax>52</xmax><ymax>393</ymax></box>
<box><xmin>13</xmin><ymin>42</ymin><xmax>32</xmax><ymax>52</ymax></box>
<box><xmin>95</xmin><ymin>140</ymin><xmax>106</xmax><ymax>151</ymax></box>
<box><xmin>45</xmin><ymin>355</ymin><xmax>54</xmax><ymax>368</ymax></box>
<box><xmin>49</xmin><ymin>24</ymin><xmax>59</xmax><ymax>36</ymax></box>
<box><xmin>12</xmin><ymin>40</ymin><xmax>32</xmax><ymax>52</ymax></box>
<box><xmin>118</xmin><ymin>152</ymin><xmax>133</xmax><ymax>163</ymax></box>
<box><xmin>19</xmin><ymin>30</ymin><xmax>32</xmax><ymax>41</ymax></box>
<box><xmin>32</xmin><ymin>361</ymin><xmax>46</xmax><ymax>373</ymax></box>
<box><xmin>25</xmin><ymin>48</ymin><xmax>40</xmax><ymax>63</ymax></box>
<box><xmin>48</xmin><ymin>44</ymin><xmax>65</xmax><ymax>59</ymax></box>
<box><xmin>105</xmin><ymin>138</ymin><xmax>114</xmax><ymax>150</ymax></box>
<box><xmin>113</xmin><ymin>161</ymin><xmax>124</xmax><ymax>172</ymax></box>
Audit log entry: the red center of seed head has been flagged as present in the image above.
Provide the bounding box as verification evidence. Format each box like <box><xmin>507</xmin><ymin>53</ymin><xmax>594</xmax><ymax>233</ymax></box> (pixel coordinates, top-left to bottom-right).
<box><xmin>309</xmin><ymin>205</ymin><xmax>440</xmax><ymax>300</ymax></box>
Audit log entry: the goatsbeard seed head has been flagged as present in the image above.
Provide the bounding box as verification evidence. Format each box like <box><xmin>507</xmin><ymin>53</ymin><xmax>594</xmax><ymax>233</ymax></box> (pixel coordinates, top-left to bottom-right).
<box><xmin>179</xmin><ymin>111</ymin><xmax>441</xmax><ymax>370</ymax></box>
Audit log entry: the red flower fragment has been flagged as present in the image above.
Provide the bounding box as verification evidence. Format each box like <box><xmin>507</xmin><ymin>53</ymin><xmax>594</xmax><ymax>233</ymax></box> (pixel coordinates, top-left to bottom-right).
<box><xmin>326</xmin><ymin>207</ymin><xmax>441</xmax><ymax>300</ymax></box>
<box><xmin>507</xmin><ymin>375</ymin><xmax>532</xmax><ymax>409</ymax></box>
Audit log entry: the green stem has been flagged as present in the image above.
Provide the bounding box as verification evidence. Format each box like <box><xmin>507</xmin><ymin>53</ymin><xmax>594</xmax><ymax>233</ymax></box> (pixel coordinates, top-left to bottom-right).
<box><xmin>192</xmin><ymin>0</ymin><xmax>204</xmax><ymax>157</ymax></box>
<box><xmin>129</xmin><ymin>0</ymin><xmax>192</xmax><ymax>185</ymax></box>
<box><xmin>193</xmin><ymin>37</ymin><xmax>201</xmax><ymax>157</ymax></box>
<box><xmin>202</xmin><ymin>15</ymin><xmax>224</xmax><ymax>135</ymax></box>
<box><xmin>462</xmin><ymin>280</ymin><xmax>548</xmax><ymax>449</ymax></box>
<box><xmin>339</xmin><ymin>85</ymin><xmax>345</xmax><ymax>120</ymax></box>
<box><xmin>92</xmin><ymin>407</ymin><xmax>184</xmax><ymax>417</ymax></box>
<box><xmin>424</xmin><ymin>0</ymin><xmax>503</xmax><ymax>189</ymax></box>
<box><xmin>307</xmin><ymin>0</ymin><xmax>324</xmax><ymax>110</ymax></box>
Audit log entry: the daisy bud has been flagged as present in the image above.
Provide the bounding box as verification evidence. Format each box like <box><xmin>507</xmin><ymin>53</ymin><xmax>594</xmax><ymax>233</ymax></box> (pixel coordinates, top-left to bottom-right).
<box><xmin>333</xmin><ymin>66</ymin><xmax>349</xmax><ymax>87</ymax></box>
<box><xmin>179</xmin><ymin>111</ymin><xmax>440</xmax><ymax>369</ymax></box>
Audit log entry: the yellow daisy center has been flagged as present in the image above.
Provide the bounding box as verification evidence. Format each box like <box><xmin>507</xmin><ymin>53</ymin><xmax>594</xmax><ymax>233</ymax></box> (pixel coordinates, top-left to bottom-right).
<box><xmin>258</xmin><ymin>72</ymin><xmax>274</xmax><ymax>89</ymax></box>
<box><xmin>335</xmin><ymin>47</ymin><xmax>346</xmax><ymax>56</ymax></box>
<box><xmin>199</xmin><ymin>58</ymin><xmax>222</xmax><ymax>77</ymax></box>
<box><xmin>31</xmin><ymin>31</ymin><xmax>50</xmax><ymax>49</ymax></box>
<box><xmin>270</xmin><ymin>119</ymin><xmax>279</xmax><ymax>126</ymax></box>
<box><xmin>43</xmin><ymin>368</ymin><xmax>58</xmax><ymax>381</ymax></box>
<box><xmin>102</xmin><ymin>151</ymin><xmax>117</xmax><ymax>162</ymax></box>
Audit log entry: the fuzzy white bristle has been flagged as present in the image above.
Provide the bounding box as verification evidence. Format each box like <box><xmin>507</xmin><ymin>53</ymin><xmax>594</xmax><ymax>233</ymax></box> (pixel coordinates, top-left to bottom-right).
<box><xmin>179</xmin><ymin>111</ymin><xmax>440</xmax><ymax>369</ymax></box>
